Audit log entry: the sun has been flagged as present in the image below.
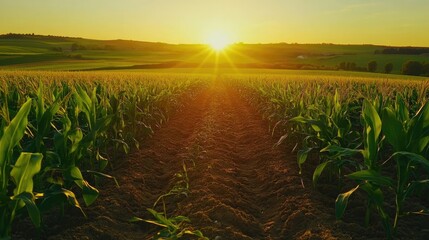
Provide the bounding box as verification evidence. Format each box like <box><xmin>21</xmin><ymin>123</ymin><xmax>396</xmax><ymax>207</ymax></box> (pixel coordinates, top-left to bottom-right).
<box><xmin>206</xmin><ymin>31</ymin><xmax>232</xmax><ymax>51</ymax></box>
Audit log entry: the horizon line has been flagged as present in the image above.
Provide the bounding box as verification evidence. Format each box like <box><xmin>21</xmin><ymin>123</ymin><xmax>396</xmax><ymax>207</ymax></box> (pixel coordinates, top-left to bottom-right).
<box><xmin>2</xmin><ymin>32</ymin><xmax>429</xmax><ymax>48</ymax></box>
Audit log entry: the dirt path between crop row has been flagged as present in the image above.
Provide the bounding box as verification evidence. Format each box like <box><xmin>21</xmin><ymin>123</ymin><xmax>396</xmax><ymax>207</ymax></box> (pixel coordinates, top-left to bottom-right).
<box><xmin>35</xmin><ymin>82</ymin><xmax>386</xmax><ymax>239</ymax></box>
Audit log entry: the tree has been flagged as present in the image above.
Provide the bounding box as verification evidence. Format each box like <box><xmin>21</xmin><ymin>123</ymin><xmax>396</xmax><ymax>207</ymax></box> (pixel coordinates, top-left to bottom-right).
<box><xmin>71</xmin><ymin>43</ymin><xmax>86</xmax><ymax>51</ymax></box>
<box><xmin>384</xmin><ymin>63</ymin><xmax>393</xmax><ymax>74</ymax></box>
<box><xmin>402</xmin><ymin>61</ymin><xmax>423</xmax><ymax>76</ymax></box>
<box><xmin>422</xmin><ymin>63</ymin><xmax>429</xmax><ymax>76</ymax></box>
<box><xmin>71</xmin><ymin>43</ymin><xmax>79</xmax><ymax>51</ymax></box>
<box><xmin>367</xmin><ymin>60</ymin><xmax>377</xmax><ymax>72</ymax></box>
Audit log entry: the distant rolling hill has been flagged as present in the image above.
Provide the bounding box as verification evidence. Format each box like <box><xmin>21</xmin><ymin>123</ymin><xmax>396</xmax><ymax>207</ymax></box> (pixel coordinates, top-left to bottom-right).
<box><xmin>0</xmin><ymin>33</ymin><xmax>428</xmax><ymax>74</ymax></box>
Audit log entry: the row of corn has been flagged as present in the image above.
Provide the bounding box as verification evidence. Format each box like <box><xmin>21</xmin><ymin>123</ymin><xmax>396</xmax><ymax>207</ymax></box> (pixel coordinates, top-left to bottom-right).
<box><xmin>235</xmin><ymin>74</ymin><xmax>429</xmax><ymax>238</ymax></box>
<box><xmin>0</xmin><ymin>71</ymin><xmax>205</xmax><ymax>239</ymax></box>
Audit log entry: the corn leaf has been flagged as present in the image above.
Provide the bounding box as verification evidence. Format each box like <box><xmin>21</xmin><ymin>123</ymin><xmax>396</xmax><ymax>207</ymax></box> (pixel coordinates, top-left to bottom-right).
<box><xmin>0</xmin><ymin>99</ymin><xmax>32</xmax><ymax>190</ymax></box>
<box><xmin>67</xmin><ymin>166</ymin><xmax>99</xmax><ymax>206</ymax></box>
<box><xmin>297</xmin><ymin>147</ymin><xmax>312</xmax><ymax>174</ymax></box>
<box><xmin>408</xmin><ymin>101</ymin><xmax>429</xmax><ymax>152</ymax></box>
<box><xmin>313</xmin><ymin>160</ymin><xmax>335</xmax><ymax>186</ymax></box>
<box><xmin>10</xmin><ymin>153</ymin><xmax>43</xmax><ymax>197</ymax></box>
<box><xmin>335</xmin><ymin>185</ymin><xmax>359</xmax><ymax>219</ymax></box>
<box><xmin>39</xmin><ymin>185</ymin><xmax>85</xmax><ymax>217</ymax></box>
<box><xmin>346</xmin><ymin>169</ymin><xmax>394</xmax><ymax>187</ymax></box>
<box><xmin>382</xmin><ymin>107</ymin><xmax>406</xmax><ymax>151</ymax></box>
<box><xmin>362</xmin><ymin>99</ymin><xmax>382</xmax><ymax>168</ymax></box>
<box><xmin>392</xmin><ymin>152</ymin><xmax>429</xmax><ymax>170</ymax></box>
<box><xmin>321</xmin><ymin>144</ymin><xmax>361</xmax><ymax>157</ymax></box>
<box><xmin>13</xmin><ymin>192</ymin><xmax>40</xmax><ymax>228</ymax></box>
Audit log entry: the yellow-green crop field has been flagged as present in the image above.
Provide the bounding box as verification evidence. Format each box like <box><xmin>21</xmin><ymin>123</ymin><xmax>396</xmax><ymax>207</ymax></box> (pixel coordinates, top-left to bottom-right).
<box><xmin>235</xmin><ymin>74</ymin><xmax>429</xmax><ymax>238</ymax></box>
<box><xmin>0</xmin><ymin>70</ymin><xmax>207</xmax><ymax>238</ymax></box>
<box><xmin>2</xmin><ymin>70</ymin><xmax>429</xmax><ymax>239</ymax></box>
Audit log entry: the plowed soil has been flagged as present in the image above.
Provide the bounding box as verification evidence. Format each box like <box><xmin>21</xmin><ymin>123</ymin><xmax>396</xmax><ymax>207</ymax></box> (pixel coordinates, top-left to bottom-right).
<box><xmin>17</xmin><ymin>82</ymin><xmax>429</xmax><ymax>239</ymax></box>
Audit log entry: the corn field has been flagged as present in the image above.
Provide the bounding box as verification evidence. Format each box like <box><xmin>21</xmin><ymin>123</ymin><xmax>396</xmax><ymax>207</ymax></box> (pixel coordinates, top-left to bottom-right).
<box><xmin>2</xmin><ymin>70</ymin><xmax>429</xmax><ymax>239</ymax></box>
<box><xmin>0</xmin><ymin>71</ymin><xmax>205</xmax><ymax>239</ymax></box>
<box><xmin>234</xmin><ymin>74</ymin><xmax>429</xmax><ymax>238</ymax></box>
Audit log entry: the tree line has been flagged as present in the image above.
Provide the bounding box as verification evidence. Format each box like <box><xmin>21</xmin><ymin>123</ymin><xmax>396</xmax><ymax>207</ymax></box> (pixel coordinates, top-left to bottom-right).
<box><xmin>0</xmin><ymin>33</ymin><xmax>82</xmax><ymax>40</ymax></box>
<box><xmin>402</xmin><ymin>61</ymin><xmax>429</xmax><ymax>76</ymax></box>
<box><xmin>338</xmin><ymin>61</ymin><xmax>393</xmax><ymax>74</ymax></box>
<box><xmin>338</xmin><ymin>61</ymin><xmax>429</xmax><ymax>76</ymax></box>
<box><xmin>375</xmin><ymin>47</ymin><xmax>429</xmax><ymax>55</ymax></box>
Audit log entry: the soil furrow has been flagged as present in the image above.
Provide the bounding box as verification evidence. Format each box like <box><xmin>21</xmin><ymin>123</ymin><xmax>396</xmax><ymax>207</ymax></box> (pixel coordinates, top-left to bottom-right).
<box><xmin>42</xmin><ymin>82</ymin><xmax>363</xmax><ymax>240</ymax></box>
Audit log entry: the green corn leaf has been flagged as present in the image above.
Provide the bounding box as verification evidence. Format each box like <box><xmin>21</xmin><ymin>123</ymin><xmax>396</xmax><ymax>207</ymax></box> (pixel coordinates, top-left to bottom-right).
<box><xmin>128</xmin><ymin>216</ymin><xmax>144</xmax><ymax>223</ymax></box>
<box><xmin>362</xmin><ymin>99</ymin><xmax>382</xmax><ymax>168</ymax></box>
<box><xmin>0</xmin><ymin>99</ymin><xmax>32</xmax><ymax>190</ymax></box>
<box><xmin>169</xmin><ymin>215</ymin><xmax>190</xmax><ymax>223</ymax></box>
<box><xmin>84</xmin><ymin>170</ymin><xmax>119</xmax><ymax>187</ymax></box>
<box><xmin>39</xmin><ymin>185</ymin><xmax>85</xmax><ymax>217</ymax></box>
<box><xmin>313</xmin><ymin>161</ymin><xmax>331</xmax><ymax>186</ymax></box>
<box><xmin>405</xmin><ymin>179</ymin><xmax>429</xmax><ymax>198</ymax></box>
<box><xmin>395</xmin><ymin>95</ymin><xmax>409</xmax><ymax>123</ymax></box>
<box><xmin>346</xmin><ymin>169</ymin><xmax>394</xmax><ymax>187</ymax></box>
<box><xmin>360</xmin><ymin>182</ymin><xmax>384</xmax><ymax>206</ymax></box>
<box><xmin>80</xmin><ymin>180</ymin><xmax>99</xmax><ymax>206</ymax></box>
<box><xmin>290</xmin><ymin>115</ymin><xmax>310</xmax><ymax>124</ymax></box>
<box><xmin>310</xmin><ymin>121</ymin><xmax>323</xmax><ymax>132</ymax></box>
<box><xmin>321</xmin><ymin>144</ymin><xmax>361</xmax><ymax>157</ymax></box>
<box><xmin>74</xmin><ymin>85</ymin><xmax>92</xmax><ymax>128</ymax></box>
<box><xmin>146</xmin><ymin>208</ymin><xmax>180</xmax><ymax>233</ymax></box>
<box><xmin>38</xmin><ymin>94</ymin><xmax>64</xmax><ymax>137</ymax></box>
<box><xmin>67</xmin><ymin>167</ymin><xmax>99</xmax><ymax>206</ymax></box>
<box><xmin>408</xmin><ymin>101</ymin><xmax>429</xmax><ymax>152</ymax></box>
<box><xmin>392</xmin><ymin>151</ymin><xmax>429</xmax><ymax>170</ymax></box>
<box><xmin>13</xmin><ymin>192</ymin><xmax>40</xmax><ymax>228</ymax></box>
<box><xmin>382</xmin><ymin>107</ymin><xmax>406</xmax><ymax>151</ymax></box>
<box><xmin>297</xmin><ymin>147</ymin><xmax>312</xmax><ymax>174</ymax></box>
<box><xmin>144</xmin><ymin>219</ymin><xmax>169</xmax><ymax>228</ymax></box>
<box><xmin>80</xmin><ymin>115</ymin><xmax>113</xmax><ymax>147</ymax></box>
<box><xmin>359</xmin><ymin>182</ymin><xmax>391</xmax><ymax>235</ymax></box>
<box><xmin>363</xmin><ymin>99</ymin><xmax>382</xmax><ymax>140</ymax></box>
<box><xmin>335</xmin><ymin>185</ymin><xmax>360</xmax><ymax>219</ymax></box>
<box><xmin>69</xmin><ymin>128</ymin><xmax>83</xmax><ymax>154</ymax></box>
<box><xmin>11</xmin><ymin>153</ymin><xmax>43</xmax><ymax>197</ymax></box>
<box><xmin>35</xmin><ymin>84</ymin><xmax>44</xmax><ymax>123</ymax></box>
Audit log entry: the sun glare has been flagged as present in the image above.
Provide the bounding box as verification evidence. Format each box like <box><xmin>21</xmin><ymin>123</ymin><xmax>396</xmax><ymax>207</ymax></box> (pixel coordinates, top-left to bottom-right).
<box><xmin>207</xmin><ymin>32</ymin><xmax>232</xmax><ymax>51</ymax></box>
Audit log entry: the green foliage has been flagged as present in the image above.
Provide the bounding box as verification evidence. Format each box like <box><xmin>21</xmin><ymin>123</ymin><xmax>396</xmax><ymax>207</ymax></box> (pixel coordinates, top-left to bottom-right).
<box><xmin>130</xmin><ymin>155</ymin><xmax>207</xmax><ymax>239</ymax></box>
<box><xmin>240</xmin><ymin>75</ymin><xmax>429</xmax><ymax>238</ymax></box>
<box><xmin>1</xmin><ymin>36</ymin><xmax>429</xmax><ymax>74</ymax></box>
<box><xmin>142</xmin><ymin>209</ymin><xmax>208</xmax><ymax>240</ymax></box>
<box><xmin>385</xmin><ymin>63</ymin><xmax>394</xmax><ymax>74</ymax></box>
<box><xmin>367</xmin><ymin>60</ymin><xmax>377</xmax><ymax>72</ymax></box>
<box><xmin>0</xmin><ymin>99</ymin><xmax>43</xmax><ymax>238</ymax></box>
<box><xmin>0</xmin><ymin>71</ymin><xmax>204</xmax><ymax>239</ymax></box>
<box><xmin>402</xmin><ymin>61</ymin><xmax>423</xmax><ymax>76</ymax></box>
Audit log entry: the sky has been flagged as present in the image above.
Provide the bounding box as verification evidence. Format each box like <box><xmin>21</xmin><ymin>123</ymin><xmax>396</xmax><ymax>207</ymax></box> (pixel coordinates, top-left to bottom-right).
<box><xmin>1</xmin><ymin>0</ymin><xmax>429</xmax><ymax>46</ymax></box>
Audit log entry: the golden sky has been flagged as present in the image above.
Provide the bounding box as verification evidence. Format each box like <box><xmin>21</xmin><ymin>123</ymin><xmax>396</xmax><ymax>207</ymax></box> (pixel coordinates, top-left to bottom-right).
<box><xmin>1</xmin><ymin>0</ymin><xmax>428</xmax><ymax>46</ymax></box>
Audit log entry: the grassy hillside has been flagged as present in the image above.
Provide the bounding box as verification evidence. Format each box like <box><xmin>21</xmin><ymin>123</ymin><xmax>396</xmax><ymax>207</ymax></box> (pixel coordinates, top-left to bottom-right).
<box><xmin>0</xmin><ymin>34</ymin><xmax>428</xmax><ymax>74</ymax></box>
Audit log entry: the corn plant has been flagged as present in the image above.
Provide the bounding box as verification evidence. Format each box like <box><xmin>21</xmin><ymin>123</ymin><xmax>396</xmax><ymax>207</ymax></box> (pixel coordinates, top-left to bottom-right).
<box><xmin>235</xmin><ymin>75</ymin><xmax>429</xmax><ymax>238</ymax></box>
<box><xmin>321</xmin><ymin>99</ymin><xmax>392</xmax><ymax>237</ymax></box>
<box><xmin>130</xmin><ymin>164</ymin><xmax>206</xmax><ymax>240</ymax></box>
<box><xmin>291</xmin><ymin>90</ymin><xmax>361</xmax><ymax>180</ymax></box>
<box><xmin>0</xmin><ymin>71</ymin><xmax>205</xmax><ymax>238</ymax></box>
<box><xmin>131</xmin><ymin>208</ymin><xmax>208</xmax><ymax>240</ymax></box>
<box><xmin>382</xmin><ymin>96</ymin><xmax>429</xmax><ymax>231</ymax></box>
<box><xmin>0</xmin><ymin>99</ymin><xmax>42</xmax><ymax>238</ymax></box>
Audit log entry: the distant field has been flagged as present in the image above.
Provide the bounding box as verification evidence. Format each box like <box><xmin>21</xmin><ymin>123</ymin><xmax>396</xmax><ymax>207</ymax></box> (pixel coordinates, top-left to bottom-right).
<box><xmin>120</xmin><ymin>68</ymin><xmax>429</xmax><ymax>82</ymax></box>
<box><xmin>0</xmin><ymin>35</ymin><xmax>428</xmax><ymax>74</ymax></box>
